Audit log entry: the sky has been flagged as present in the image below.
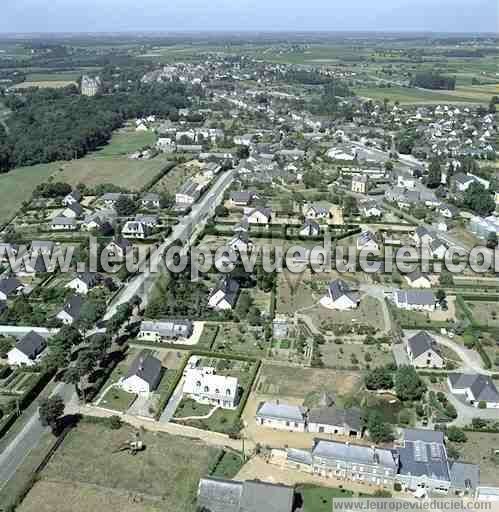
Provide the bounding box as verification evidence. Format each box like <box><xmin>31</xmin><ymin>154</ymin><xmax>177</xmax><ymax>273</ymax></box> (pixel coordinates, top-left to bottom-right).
<box><xmin>0</xmin><ymin>0</ymin><xmax>497</xmax><ymax>34</ymax></box>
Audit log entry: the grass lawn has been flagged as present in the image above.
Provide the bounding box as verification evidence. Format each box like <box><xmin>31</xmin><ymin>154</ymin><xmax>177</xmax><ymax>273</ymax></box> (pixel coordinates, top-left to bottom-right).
<box><xmin>99</xmin><ymin>387</ymin><xmax>136</xmax><ymax>412</ymax></box>
<box><xmin>174</xmin><ymin>397</ymin><xmax>212</xmax><ymax>418</ymax></box>
<box><xmin>298</xmin><ymin>485</ymin><xmax>354</xmax><ymax>512</ymax></box>
<box><xmin>320</xmin><ymin>341</ymin><xmax>394</xmax><ymax>370</ymax></box>
<box><xmin>210</xmin><ymin>450</ymin><xmax>244</xmax><ymax>479</ymax></box>
<box><xmin>28</xmin><ymin>422</ymin><xmax>222</xmax><ymax>512</ymax></box>
<box><xmin>152</xmin><ymin>161</ymin><xmax>200</xmax><ymax>194</ymax></box>
<box><xmin>0</xmin><ymin>162</ymin><xmax>58</xmax><ymax>225</ymax></box>
<box><xmin>211</xmin><ymin>323</ymin><xmax>268</xmax><ymax>357</ymax></box>
<box><xmin>95</xmin><ymin>129</ymin><xmax>157</xmax><ymax>157</ymax></box>
<box><xmin>13</xmin><ymin>80</ymin><xmax>77</xmax><ymax>89</ymax></box>
<box><xmin>465</xmin><ymin>301</ymin><xmax>499</xmax><ymax>328</ymax></box>
<box><xmin>196</xmin><ymin>324</ymin><xmax>219</xmax><ymax>350</ymax></box>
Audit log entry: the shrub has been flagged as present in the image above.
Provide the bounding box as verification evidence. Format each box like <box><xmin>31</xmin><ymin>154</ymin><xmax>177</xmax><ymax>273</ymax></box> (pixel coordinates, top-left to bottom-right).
<box><xmin>109</xmin><ymin>415</ymin><xmax>123</xmax><ymax>430</ymax></box>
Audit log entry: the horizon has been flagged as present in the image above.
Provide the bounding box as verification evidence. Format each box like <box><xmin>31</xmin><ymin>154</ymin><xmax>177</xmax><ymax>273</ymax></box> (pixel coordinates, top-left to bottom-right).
<box><xmin>1</xmin><ymin>0</ymin><xmax>497</xmax><ymax>34</ymax></box>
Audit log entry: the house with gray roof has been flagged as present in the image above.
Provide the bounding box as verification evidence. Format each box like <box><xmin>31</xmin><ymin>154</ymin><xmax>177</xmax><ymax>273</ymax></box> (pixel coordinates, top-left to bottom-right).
<box><xmin>308</xmin><ymin>406</ymin><xmax>363</xmax><ymax>438</ymax></box>
<box><xmin>394</xmin><ymin>289</ymin><xmax>436</xmax><ymax>312</ymax></box>
<box><xmin>7</xmin><ymin>331</ymin><xmax>47</xmax><ymax>367</ymax></box>
<box><xmin>449</xmin><ymin>462</ymin><xmax>480</xmax><ymax>496</ymax></box>
<box><xmin>197</xmin><ymin>477</ymin><xmax>295</xmax><ymax>512</ymax></box>
<box><xmin>208</xmin><ymin>276</ymin><xmax>240</xmax><ymax>311</ymax></box>
<box><xmin>56</xmin><ymin>295</ymin><xmax>84</xmax><ymax>325</ymax></box>
<box><xmin>0</xmin><ymin>277</ymin><xmax>23</xmax><ymax>301</ymax></box>
<box><xmin>311</xmin><ymin>439</ymin><xmax>399</xmax><ymax>488</ymax></box>
<box><xmin>320</xmin><ymin>279</ymin><xmax>360</xmax><ymax>311</ymax></box>
<box><xmin>120</xmin><ymin>351</ymin><xmax>162</xmax><ymax>395</ymax></box>
<box><xmin>396</xmin><ymin>428</ymin><xmax>451</xmax><ymax>494</ymax></box>
<box><xmin>138</xmin><ymin>319</ymin><xmax>194</xmax><ymax>343</ymax></box>
<box><xmin>407</xmin><ymin>331</ymin><xmax>444</xmax><ymax>369</ymax></box>
<box><xmin>447</xmin><ymin>373</ymin><xmax>499</xmax><ymax>408</ymax></box>
<box><xmin>256</xmin><ymin>401</ymin><xmax>307</xmax><ymax>432</ymax></box>
<box><xmin>229</xmin><ymin>191</ymin><xmax>257</xmax><ymax>207</ymax></box>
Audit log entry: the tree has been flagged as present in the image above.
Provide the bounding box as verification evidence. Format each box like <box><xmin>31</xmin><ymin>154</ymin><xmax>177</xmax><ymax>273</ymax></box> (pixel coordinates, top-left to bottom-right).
<box><xmin>486</xmin><ymin>231</ymin><xmax>498</xmax><ymax>249</ymax></box>
<box><xmin>463</xmin><ymin>183</ymin><xmax>495</xmax><ymax>216</ymax></box>
<box><xmin>39</xmin><ymin>395</ymin><xmax>65</xmax><ymax>434</ymax></box>
<box><xmin>427</xmin><ymin>159</ymin><xmax>442</xmax><ymax>189</ymax></box>
<box><xmin>446</xmin><ymin>426</ymin><xmax>467</xmax><ymax>443</ymax></box>
<box><xmin>394</xmin><ymin>366</ymin><xmax>426</xmax><ymax>401</ymax></box>
<box><xmin>236</xmin><ymin>145</ymin><xmax>249</xmax><ymax>159</ymax></box>
<box><xmin>342</xmin><ymin>196</ymin><xmax>357</xmax><ymax>217</ymax></box>
<box><xmin>215</xmin><ymin>204</ymin><xmax>229</xmax><ymax>217</ymax></box>
<box><xmin>366</xmin><ymin>410</ymin><xmax>394</xmax><ymax>443</ymax></box>
<box><xmin>0</xmin><ymin>336</ymin><xmax>13</xmax><ymax>358</ymax></box>
<box><xmin>365</xmin><ymin>366</ymin><xmax>394</xmax><ymax>390</ymax></box>
<box><xmin>436</xmin><ymin>289</ymin><xmax>446</xmax><ymax>303</ymax></box>
<box><xmin>115</xmin><ymin>195</ymin><xmax>138</xmax><ymax>216</ymax></box>
<box><xmin>159</xmin><ymin>191</ymin><xmax>174</xmax><ymax>209</ymax></box>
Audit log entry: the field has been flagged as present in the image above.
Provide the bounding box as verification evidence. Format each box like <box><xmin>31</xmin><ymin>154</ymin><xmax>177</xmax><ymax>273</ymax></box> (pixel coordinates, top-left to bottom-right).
<box><xmin>56</xmin><ymin>152</ymin><xmax>171</xmax><ymax>191</ymax></box>
<box><xmin>320</xmin><ymin>341</ymin><xmax>394</xmax><ymax>370</ymax></box>
<box><xmin>355</xmin><ymin>85</ymin><xmax>494</xmax><ymax>104</ymax></box>
<box><xmin>95</xmin><ymin>129</ymin><xmax>157</xmax><ymax>157</ymax></box>
<box><xmin>211</xmin><ymin>322</ymin><xmax>268</xmax><ymax>357</ymax></box>
<box><xmin>256</xmin><ymin>364</ymin><xmax>361</xmax><ymax>398</ymax></box>
<box><xmin>0</xmin><ymin>162</ymin><xmax>59</xmax><ymax>225</ymax></box>
<box><xmin>152</xmin><ymin>161</ymin><xmax>201</xmax><ymax>194</ymax></box>
<box><xmin>465</xmin><ymin>301</ymin><xmax>499</xmax><ymax>328</ymax></box>
<box><xmin>298</xmin><ymin>485</ymin><xmax>354</xmax><ymax>512</ymax></box>
<box><xmin>18</xmin><ymin>422</ymin><xmax>222</xmax><ymax>512</ymax></box>
<box><xmin>13</xmin><ymin>80</ymin><xmax>77</xmax><ymax>89</ymax></box>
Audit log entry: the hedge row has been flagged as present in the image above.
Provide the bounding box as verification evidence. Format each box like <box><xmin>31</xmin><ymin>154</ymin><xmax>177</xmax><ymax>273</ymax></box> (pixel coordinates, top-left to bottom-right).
<box><xmin>140</xmin><ymin>161</ymin><xmax>176</xmax><ymax>193</ymax></box>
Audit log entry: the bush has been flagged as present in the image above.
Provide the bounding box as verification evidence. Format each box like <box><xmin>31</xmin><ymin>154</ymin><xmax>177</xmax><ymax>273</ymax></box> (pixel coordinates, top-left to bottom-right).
<box><xmin>109</xmin><ymin>415</ymin><xmax>123</xmax><ymax>430</ymax></box>
<box><xmin>394</xmin><ymin>482</ymin><xmax>402</xmax><ymax>492</ymax></box>
<box><xmin>446</xmin><ymin>426</ymin><xmax>467</xmax><ymax>443</ymax></box>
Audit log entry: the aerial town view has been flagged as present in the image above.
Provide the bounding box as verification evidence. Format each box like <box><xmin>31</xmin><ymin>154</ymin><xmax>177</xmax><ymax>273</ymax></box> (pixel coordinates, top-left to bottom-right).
<box><xmin>0</xmin><ymin>1</ymin><xmax>498</xmax><ymax>511</ymax></box>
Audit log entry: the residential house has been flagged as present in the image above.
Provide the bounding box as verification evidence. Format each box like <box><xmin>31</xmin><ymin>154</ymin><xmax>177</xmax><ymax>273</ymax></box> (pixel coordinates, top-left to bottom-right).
<box><xmin>430</xmin><ymin>238</ymin><xmax>448</xmax><ymax>260</ymax></box>
<box><xmin>308</xmin><ymin>406</ymin><xmax>363</xmax><ymax>438</ymax></box>
<box><xmin>413</xmin><ymin>227</ymin><xmax>434</xmax><ymax>247</ymax></box>
<box><xmin>141</xmin><ymin>192</ymin><xmax>161</xmax><ymax>208</ymax></box>
<box><xmin>62</xmin><ymin>190</ymin><xmax>82</xmax><ymax>207</ymax></box>
<box><xmin>183</xmin><ymin>366</ymin><xmax>238</xmax><ymax>409</ymax></box>
<box><xmin>396</xmin><ymin>428</ymin><xmax>451</xmax><ymax>494</ymax></box>
<box><xmin>393</xmin><ymin>289</ymin><xmax>436</xmax><ymax>312</ymax></box>
<box><xmin>208</xmin><ymin>277</ymin><xmax>240</xmax><ymax>310</ymax></box>
<box><xmin>65</xmin><ymin>272</ymin><xmax>101</xmax><ymax>296</ymax></box>
<box><xmin>7</xmin><ymin>331</ymin><xmax>47</xmax><ymax>367</ymax></box>
<box><xmin>439</xmin><ymin>204</ymin><xmax>460</xmax><ymax>219</ymax></box>
<box><xmin>102</xmin><ymin>193</ymin><xmax>134</xmax><ymax>208</ymax></box>
<box><xmin>122</xmin><ymin>221</ymin><xmax>149</xmax><ymax>240</ymax></box>
<box><xmin>255</xmin><ymin>401</ymin><xmax>307</xmax><ymax>432</ymax></box>
<box><xmin>120</xmin><ymin>351</ymin><xmax>162</xmax><ymax>395</ymax></box>
<box><xmin>404</xmin><ymin>270</ymin><xmax>432</xmax><ymax>289</ymax></box>
<box><xmin>299</xmin><ymin>219</ymin><xmax>320</xmax><ymax>237</ymax></box>
<box><xmin>360</xmin><ymin>201</ymin><xmax>383</xmax><ymax>219</ymax></box>
<box><xmin>61</xmin><ymin>202</ymin><xmax>84</xmax><ymax>219</ymax></box>
<box><xmin>134</xmin><ymin>214</ymin><xmax>159</xmax><ymax>228</ymax></box>
<box><xmin>197</xmin><ymin>477</ymin><xmax>295</xmax><ymax>512</ymax></box>
<box><xmin>229</xmin><ymin>232</ymin><xmax>253</xmax><ymax>252</ymax></box>
<box><xmin>407</xmin><ymin>331</ymin><xmax>444</xmax><ymax>369</ymax></box>
<box><xmin>175</xmin><ymin>179</ymin><xmax>201</xmax><ymax>206</ymax></box>
<box><xmin>82</xmin><ymin>213</ymin><xmax>112</xmax><ymax>233</ymax></box>
<box><xmin>56</xmin><ymin>295</ymin><xmax>84</xmax><ymax>325</ymax></box>
<box><xmin>50</xmin><ymin>217</ymin><xmax>77</xmax><ymax>231</ymax></box>
<box><xmin>352</xmin><ymin>175</ymin><xmax>368</xmax><ymax>194</ymax></box>
<box><xmin>247</xmin><ymin>207</ymin><xmax>272</xmax><ymax>225</ymax></box>
<box><xmin>320</xmin><ymin>279</ymin><xmax>360</xmax><ymax>310</ymax></box>
<box><xmin>311</xmin><ymin>439</ymin><xmax>399</xmax><ymax>487</ymax></box>
<box><xmin>138</xmin><ymin>319</ymin><xmax>194</xmax><ymax>343</ymax></box>
<box><xmin>104</xmin><ymin>238</ymin><xmax>132</xmax><ymax>260</ymax></box>
<box><xmin>448</xmin><ymin>373</ymin><xmax>499</xmax><ymax>408</ymax></box>
<box><xmin>303</xmin><ymin>203</ymin><xmax>330</xmax><ymax>220</ymax></box>
<box><xmin>357</xmin><ymin>230</ymin><xmax>380</xmax><ymax>252</ymax></box>
<box><xmin>0</xmin><ymin>277</ymin><xmax>23</xmax><ymax>301</ymax></box>
<box><xmin>229</xmin><ymin>191</ymin><xmax>257</xmax><ymax>207</ymax></box>
<box><xmin>0</xmin><ymin>243</ymin><xmax>18</xmax><ymax>262</ymax></box>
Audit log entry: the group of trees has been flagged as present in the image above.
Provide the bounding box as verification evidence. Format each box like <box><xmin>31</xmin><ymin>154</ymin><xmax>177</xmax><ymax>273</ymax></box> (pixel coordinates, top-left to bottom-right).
<box><xmin>365</xmin><ymin>365</ymin><xmax>426</xmax><ymax>402</ymax></box>
<box><xmin>410</xmin><ymin>71</ymin><xmax>456</xmax><ymax>90</ymax></box>
<box><xmin>462</xmin><ymin>182</ymin><xmax>495</xmax><ymax>216</ymax></box>
<box><xmin>0</xmin><ymin>81</ymin><xmax>190</xmax><ymax>172</ymax></box>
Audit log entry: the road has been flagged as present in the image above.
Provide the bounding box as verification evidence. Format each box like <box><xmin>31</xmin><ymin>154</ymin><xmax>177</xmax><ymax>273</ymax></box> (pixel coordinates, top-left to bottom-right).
<box><xmin>104</xmin><ymin>168</ymin><xmax>235</xmax><ymax>319</ymax></box>
<box><xmin>0</xmin><ymin>381</ymin><xmax>75</xmax><ymax>490</ymax></box>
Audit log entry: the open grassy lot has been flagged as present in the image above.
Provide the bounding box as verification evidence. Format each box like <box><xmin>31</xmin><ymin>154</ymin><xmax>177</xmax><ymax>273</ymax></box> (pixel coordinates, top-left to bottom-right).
<box><xmin>56</xmin><ymin>152</ymin><xmax>171</xmax><ymax>191</ymax></box>
<box><xmin>0</xmin><ymin>162</ymin><xmax>58</xmax><ymax>224</ymax></box>
<box><xmin>355</xmin><ymin>85</ymin><xmax>492</xmax><ymax>104</ymax></box>
<box><xmin>13</xmin><ymin>80</ymin><xmax>78</xmax><ymax>89</ymax></box>
<box><xmin>99</xmin><ymin>387</ymin><xmax>136</xmax><ymax>412</ymax></box>
<box><xmin>152</xmin><ymin>161</ymin><xmax>201</xmax><ymax>194</ymax></box>
<box><xmin>320</xmin><ymin>341</ymin><xmax>394</xmax><ymax>370</ymax></box>
<box><xmin>26</xmin><ymin>422</ymin><xmax>222</xmax><ymax>512</ymax></box>
<box><xmin>451</xmin><ymin>431</ymin><xmax>499</xmax><ymax>486</ymax></box>
<box><xmin>95</xmin><ymin>128</ymin><xmax>157</xmax><ymax>157</ymax></box>
<box><xmin>256</xmin><ymin>364</ymin><xmax>362</xmax><ymax>398</ymax></box>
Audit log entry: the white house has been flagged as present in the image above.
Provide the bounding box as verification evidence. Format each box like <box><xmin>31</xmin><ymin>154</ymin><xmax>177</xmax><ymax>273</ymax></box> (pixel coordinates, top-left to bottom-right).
<box><xmin>404</xmin><ymin>270</ymin><xmax>433</xmax><ymax>289</ymax></box>
<box><xmin>357</xmin><ymin>230</ymin><xmax>380</xmax><ymax>252</ymax></box>
<box><xmin>0</xmin><ymin>277</ymin><xmax>23</xmax><ymax>301</ymax></box>
<box><xmin>56</xmin><ymin>295</ymin><xmax>84</xmax><ymax>325</ymax></box>
<box><xmin>307</xmin><ymin>406</ymin><xmax>363</xmax><ymax>438</ymax></box>
<box><xmin>62</xmin><ymin>190</ymin><xmax>82</xmax><ymax>207</ymax></box>
<box><xmin>65</xmin><ymin>272</ymin><xmax>100</xmax><ymax>296</ymax></box>
<box><xmin>255</xmin><ymin>401</ymin><xmax>306</xmax><ymax>432</ymax></box>
<box><xmin>122</xmin><ymin>221</ymin><xmax>149</xmax><ymax>239</ymax></box>
<box><xmin>7</xmin><ymin>331</ymin><xmax>47</xmax><ymax>367</ymax></box>
<box><xmin>183</xmin><ymin>366</ymin><xmax>238</xmax><ymax>409</ymax></box>
<box><xmin>320</xmin><ymin>279</ymin><xmax>360</xmax><ymax>310</ymax></box>
<box><xmin>407</xmin><ymin>331</ymin><xmax>444</xmax><ymax>369</ymax></box>
<box><xmin>247</xmin><ymin>207</ymin><xmax>272</xmax><ymax>225</ymax></box>
<box><xmin>141</xmin><ymin>192</ymin><xmax>161</xmax><ymax>208</ymax></box>
<box><xmin>413</xmin><ymin>227</ymin><xmax>434</xmax><ymax>247</ymax></box>
<box><xmin>104</xmin><ymin>239</ymin><xmax>132</xmax><ymax>260</ymax></box>
<box><xmin>138</xmin><ymin>319</ymin><xmax>194</xmax><ymax>343</ymax></box>
<box><xmin>50</xmin><ymin>217</ymin><xmax>77</xmax><ymax>231</ymax></box>
<box><xmin>448</xmin><ymin>373</ymin><xmax>499</xmax><ymax>408</ymax></box>
<box><xmin>299</xmin><ymin>219</ymin><xmax>321</xmax><ymax>237</ymax></box>
<box><xmin>120</xmin><ymin>351</ymin><xmax>162</xmax><ymax>395</ymax></box>
<box><xmin>208</xmin><ymin>277</ymin><xmax>240</xmax><ymax>310</ymax></box>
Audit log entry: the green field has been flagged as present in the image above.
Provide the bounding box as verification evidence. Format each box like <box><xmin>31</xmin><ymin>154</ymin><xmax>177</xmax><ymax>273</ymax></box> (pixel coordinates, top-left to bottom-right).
<box><xmin>298</xmin><ymin>485</ymin><xmax>354</xmax><ymax>512</ymax></box>
<box><xmin>355</xmin><ymin>85</ymin><xmax>494</xmax><ymax>104</ymax></box>
<box><xmin>0</xmin><ymin>162</ymin><xmax>58</xmax><ymax>225</ymax></box>
<box><xmin>95</xmin><ymin>129</ymin><xmax>157</xmax><ymax>157</ymax></box>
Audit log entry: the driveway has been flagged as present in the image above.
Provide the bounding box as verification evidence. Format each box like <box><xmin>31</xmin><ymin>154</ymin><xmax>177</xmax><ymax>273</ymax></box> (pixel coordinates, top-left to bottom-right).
<box><xmin>447</xmin><ymin>392</ymin><xmax>499</xmax><ymax>426</ymax></box>
<box><xmin>159</xmin><ymin>377</ymin><xmax>185</xmax><ymax>423</ymax></box>
<box><xmin>393</xmin><ymin>343</ymin><xmax>410</xmax><ymax>367</ymax></box>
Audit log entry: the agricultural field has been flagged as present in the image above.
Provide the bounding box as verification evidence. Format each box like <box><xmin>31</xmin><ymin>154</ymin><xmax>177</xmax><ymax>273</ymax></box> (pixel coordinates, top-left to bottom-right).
<box><xmin>464</xmin><ymin>301</ymin><xmax>499</xmax><ymax>328</ymax></box>
<box><xmin>255</xmin><ymin>364</ymin><xmax>361</xmax><ymax>399</ymax></box>
<box><xmin>95</xmin><ymin>128</ymin><xmax>157</xmax><ymax>157</ymax></box>
<box><xmin>152</xmin><ymin>161</ymin><xmax>201</xmax><ymax>194</ymax></box>
<box><xmin>355</xmin><ymin>85</ymin><xmax>494</xmax><ymax>105</ymax></box>
<box><xmin>18</xmin><ymin>422</ymin><xmax>222</xmax><ymax>512</ymax></box>
<box><xmin>13</xmin><ymin>80</ymin><xmax>77</xmax><ymax>89</ymax></box>
<box><xmin>0</xmin><ymin>162</ymin><xmax>59</xmax><ymax>225</ymax></box>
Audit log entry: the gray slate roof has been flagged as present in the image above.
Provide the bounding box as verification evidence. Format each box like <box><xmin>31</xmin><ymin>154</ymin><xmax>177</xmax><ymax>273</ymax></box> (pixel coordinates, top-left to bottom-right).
<box><xmin>308</xmin><ymin>406</ymin><xmax>363</xmax><ymax>432</ymax></box>
<box><xmin>125</xmin><ymin>351</ymin><xmax>162</xmax><ymax>389</ymax></box>
<box><xmin>448</xmin><ymin>373</ymin><xmax>499</xmax><ymax>403</ymax></box>
<box><xmin>408</xmin><ymin>331</ymin><xmax>440</xmax><ymax>359</ymax></box>
<box><xmin>15</xmin><ymin>331</ymin><xmax>47</xmax><ymax>359</ymax></box>
<box><xmin>0</xmin><ymin>277</ymin><xmax>22</xmax><ymax>297</ymax></box>
<box><xmin>449</xmin><ymin>462</ymin><xmax>480</xmax><ymax>490</ymax></box>
<box><xmin>256</xmin><ymin>402</ymin><xmax>306</xmax><ymax>423</ymax></box>
<box><xmin>395</xmin><ymin>289</ymin><xmax>435</xmax><ymax>306</ymax></box>
<box><xmin>328</xmin><ymin>279</ymin><xmax>359</xmax><ymax>304</ymax></box>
